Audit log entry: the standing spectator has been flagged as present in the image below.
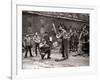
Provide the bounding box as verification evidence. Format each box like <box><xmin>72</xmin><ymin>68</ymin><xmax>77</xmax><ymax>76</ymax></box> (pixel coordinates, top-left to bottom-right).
<box><xmin>69</xmin><ymin>28</ymin><xmax>73</xmax><ymax>52</ymax></box>
<box><xmin>74</xmin><ymin>25</ymin><xmax>89</xmax><ymax>56</ymax></box>
<box><xmin>79</xmin><ymin>26</ymin><xmax>89</xmax><ymax>55</ymax></box>
<box><xmin>24</xmin><ymin>35</ymin><xmax>33</xmax><ymax>58</ymax></box>
<box><xmin>33</xmin><ymin>32</ymin><xmax>41</xmax><ymax>56</ymax></box>
<box><xmin>73</xmin><ymin>30</ymin><xmax>79</xmax><ymax>52</ymax></box>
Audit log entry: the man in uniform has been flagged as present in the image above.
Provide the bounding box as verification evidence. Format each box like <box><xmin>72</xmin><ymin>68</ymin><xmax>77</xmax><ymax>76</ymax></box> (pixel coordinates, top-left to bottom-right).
<box><xmin>79</xmin><ymin>26</ymin><xmax>89</xmax><ymax>56</ymax></box>
<box><xmin>57</xmin><ymin>25</ymin><xmax>69</xmax><ymax>60</ymax></box>
<box><xmin>24</xmin><ymin>34</ymin><xmax>33</xmax><ymax>58</ymax></box>
<box><xmin>43</xmin><ymin>32</ymin><xmax>52</xmax><ymax>59</ymax></box>
<box><xmin>33</xmin><ymin>32</ymin><xmax>41</xmax><ymax>56</ymax></box>
<box><xmin>39</xmin><ymin>32</ymin><xmax>51</xmax><ymax>59</ymax></box>
<box><xmin>73</xmin><ymin>25</ymin><xmax>89</xmax><ymax>56</ymax></box>
<box><xmin>73</xmin><ymin>30</ymin><xmax>79</xmax><ymax>52</ymax></box>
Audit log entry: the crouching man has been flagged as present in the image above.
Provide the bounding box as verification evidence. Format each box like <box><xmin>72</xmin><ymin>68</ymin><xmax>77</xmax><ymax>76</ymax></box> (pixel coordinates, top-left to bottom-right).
<box><xmin>39</xmin><ymin>38</ymin><xmax>51</xmax><ymax>60</ymax></box>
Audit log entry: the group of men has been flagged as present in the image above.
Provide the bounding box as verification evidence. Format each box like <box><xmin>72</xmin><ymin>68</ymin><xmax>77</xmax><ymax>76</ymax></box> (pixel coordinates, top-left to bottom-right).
<box><xmin>23</xmin><ymin>31</ymin><xmax>52</xmax><ymax>59</ymax></box>
<box><xmin>22</xmin><ymin>23</ymin><xmax>89</xmax><ymax>60</ymax></box>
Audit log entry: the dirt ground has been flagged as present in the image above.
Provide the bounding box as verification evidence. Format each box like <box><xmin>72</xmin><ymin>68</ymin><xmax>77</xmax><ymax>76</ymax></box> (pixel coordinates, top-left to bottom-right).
<box><xmin>22</xmin><ymin>47</ymin><xmax>89</xmax><ymax>69</ymax></box>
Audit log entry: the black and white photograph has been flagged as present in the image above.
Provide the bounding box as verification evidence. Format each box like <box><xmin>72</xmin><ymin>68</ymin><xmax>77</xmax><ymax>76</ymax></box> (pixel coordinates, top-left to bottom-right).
<box><xmin>0</xmin><ymin>0</ymin><xmax>99</xmax><ymax>80</ymax></box>
<box><xmin>22</xmin><ymin>11</ymin><xmax>89</xmax><ymax>69</ymax></box>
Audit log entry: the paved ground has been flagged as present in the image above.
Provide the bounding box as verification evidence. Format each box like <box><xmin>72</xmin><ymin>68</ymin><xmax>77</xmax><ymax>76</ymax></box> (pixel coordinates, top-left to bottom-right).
<box><xmin>22</xmin><ymin>47</ymin><xmax>89</xmax><ymax>69</ymax></box>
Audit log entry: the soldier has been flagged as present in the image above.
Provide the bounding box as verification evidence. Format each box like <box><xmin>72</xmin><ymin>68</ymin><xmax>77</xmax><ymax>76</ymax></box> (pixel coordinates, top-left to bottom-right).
<box><xmin>39</xmin><ymin>32</ymin><xmax>51</xmax><ymax>59</ymax></box>
<box><xmin>24</xmin><ymin>34</ymin><xmax>33</xmax><ymax>58</ymax></box>
<box><xmin>33</xmin><ymin>32</ymin><xmax>41</xmax><ymax>56</ymax></box>
<box><xmin>39</xmin><ymin>38</ymin><xmax>51</xmax><ymax>59</ymax></box>
<box><xmin>56</xmin><ymin>25</ymin><xmax>69</xmax><ymax>60</ymax></box>
<box><xmin>69</xmin><ymin>28</ymin><xmax>73</xmax><ymax>52</ymax></box>
<box><xmin>73</xmin><ymin>30</ymin><xmax>79</xmax><ymax>52</ymax></box>
<box><xmin>80</xmin><ymin>26</ymin><xmax>89</xmax><ymax>55</ymax></box>
<box><xmin>73</xmin><ymin>25</ymin><xmax>89</xmax><ymax>56</ymax></box>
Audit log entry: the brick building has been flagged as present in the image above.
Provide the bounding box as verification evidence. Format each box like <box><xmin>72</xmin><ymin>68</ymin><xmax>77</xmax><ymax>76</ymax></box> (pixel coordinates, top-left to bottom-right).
<box><xmin>22</xmin><ymin>11</ymin><xmax>89</xmax><ymax>40</ymax></box>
